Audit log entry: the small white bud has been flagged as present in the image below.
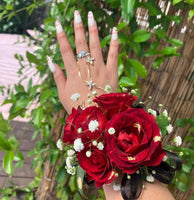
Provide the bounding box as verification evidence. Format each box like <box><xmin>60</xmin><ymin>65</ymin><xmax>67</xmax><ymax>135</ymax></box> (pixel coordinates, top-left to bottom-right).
<box><xmin>92</xmin><ymin>140</ymin><xmax>97</xmax><ymax>146</ymax></box>
<box><xmin>77</xmin><ymin>127</ymin><xmax>82</xmax><ymax>133</ymax></box>
<box><xmin>56</xmin><ymin>139</ymin><xmax>63</xmax><ymax>151</ymax></box>
<box><xmin>71</xmin><ymin>93</ymin><xmax>80</xmax><ymax>102</ymax></box>
<box><xmin>92</xmin><ymin>91</ymin><xmax>97</xmax><ymax>96</ymax></box>
<box><xmin>97</xmin><ymin>142</ymin><xmax>104</xmax><ymax>150</ymax></box>
<box><xmin>113</xmin><ymin>183</ymin><xmax>120</xmax><ymax>191</ymax></box>
<box><xmin>146</xmin><ymin>174</ymin><xmax>155</xmax><ymax>182</ymax></box>
<box><xmin>67</xmin><ymin>149</ymin><xmax>75</xmax><ymax>157</ymax></box>
<box><xmin>105</xmin><ymin>85</ymin><xmax>112</xmax><ymax>93</ymax></box>
<box><xmin>87</xmin><ymin>99</ymin><xmax>92</xmax><ymax>104</ymax></box>
<box><xmin>108</xmin><ymin>127</ymin><xmax>115</xmax><ymax>135</ymax></box>
<box><xmin>74</xmin><ymin>138</ymin><xmax>84</xmax><ymax>152</ymax></box>
<box><xmin>86</xmin><ymin>150</ymin><xmax>92</xmax><ymax>157</ymax></box>
<box><xmin>162</xmin><ymin>155</ymin><xmax>168</xmax><ymax>161</ymax></box>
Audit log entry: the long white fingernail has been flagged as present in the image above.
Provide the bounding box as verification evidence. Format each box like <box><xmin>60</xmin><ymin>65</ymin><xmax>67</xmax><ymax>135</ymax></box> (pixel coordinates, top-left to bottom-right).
<box><xmin>74</xmin><ymin>10</ymin><xmax>81</xmax><ymax>24</ymax></box>
<box><xmin>47</xmin><ymin>56</ymin><xmax>56</xmax><ymax>73</ymax></box>
<box><xmin>88</xmin><ymin>11</ymin><xmax>94</xmax><ymax>26</ymax></box>
<box><xmin>112</xmin><ymin>27</ymin><xmax>118</xmax><ymax>40</ymax></box>
<box><xmin>55</xmin><ymin>20</ymin><xmax>63</xmax><ymax>33</ymax></box>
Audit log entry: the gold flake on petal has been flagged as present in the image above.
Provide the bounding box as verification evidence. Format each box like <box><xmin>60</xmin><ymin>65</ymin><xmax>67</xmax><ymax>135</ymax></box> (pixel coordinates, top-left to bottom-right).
<box><xmin>153</xmin><ymin>136</ymin><xmax>161</xmax><ymax>142</ymax></box>
<box><xmin>128</xmin><ymin>156</ymin><xmax>136</xmax><ymax>161</ymax></box>
<box><xmin>134</xmin><ymin>123</ymin><xmax>141</xmax><ymax>132</ymax></box>
<box><xmin>108</xmin><ymin>171</ymin><xmax>116</xmax><ymax>180</ymax></box>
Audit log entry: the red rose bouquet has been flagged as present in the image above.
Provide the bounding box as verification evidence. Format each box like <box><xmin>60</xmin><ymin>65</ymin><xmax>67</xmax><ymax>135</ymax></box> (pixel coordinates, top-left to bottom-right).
<box><xmin>60</xmin><ymin>92</ymin><xmax>181</xmax><ymax>200</ymax></box>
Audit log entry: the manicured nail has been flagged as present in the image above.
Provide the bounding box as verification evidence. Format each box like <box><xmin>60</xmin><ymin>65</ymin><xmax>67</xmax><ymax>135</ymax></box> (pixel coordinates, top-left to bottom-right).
<box><xmin>74</xmin><ymin>10</ymin><xmax>81</xmax><ymax>24</ymax></box>
<box><xmin>112</xmin><ymin>27</ymin><xmax>117</xmax><ymax>40</ymax></box>
<box><xmin>47</xmin><ymin>56</ymin><xmax>56</xmax><ymax>73</ymax></box>
<box><xmin>55</xmin><ymin>20</ymin><xmax>63</xmax><ymax>33</ymax></box>
<box><xmin>88</xmin><ymin>11</ymin><xmax>94</xmax><ymax>26</ymax></box>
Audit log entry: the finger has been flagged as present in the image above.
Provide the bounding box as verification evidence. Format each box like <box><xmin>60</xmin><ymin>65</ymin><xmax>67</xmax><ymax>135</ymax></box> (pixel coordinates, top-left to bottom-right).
<box><xmin>106</xmin><ymin>27</ymin><xmax>119</xmax><ymax>73</ymax></box>
<box><xmin>47</xmin><ymin>56</ymin><xmax>66</xmax><ymax>103</ymax></box>
<box><xmin>55</xmin><ymin>20</ymin><xmax>77</xmax><ymax>75</ymax></box>
<box><xmin>88</xmin><ymin>11</ymin><xmax>104</xmax><ymax>65</ymax></box>
<box><xmin>74</xmin><ymin>10</ymin><xmax>89</xmax><ymax>55</ymax></box>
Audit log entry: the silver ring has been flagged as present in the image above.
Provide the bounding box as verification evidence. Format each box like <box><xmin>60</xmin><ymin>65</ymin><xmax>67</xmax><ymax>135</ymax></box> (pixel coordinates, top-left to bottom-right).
<box><xmin>77</xmin><ymin>51</ymin><xmax>90</xmax><ymax>58</ymax></box>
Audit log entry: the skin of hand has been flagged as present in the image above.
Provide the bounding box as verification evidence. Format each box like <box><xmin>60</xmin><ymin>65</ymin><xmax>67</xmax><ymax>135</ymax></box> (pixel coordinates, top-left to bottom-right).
<box><xmin>50</xmin><ymin>11</ymin><xmax>118</xmax><ymax>114</ymax></box>
<box><xmin>49</xmin><ymin>10</ymin><xmax>175</xmax><ymax>200</ymax></box>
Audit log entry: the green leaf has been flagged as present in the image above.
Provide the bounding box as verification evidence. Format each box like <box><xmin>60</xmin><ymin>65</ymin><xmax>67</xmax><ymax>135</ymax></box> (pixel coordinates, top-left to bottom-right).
<box><xmin>182</xmin><ymin>163</ymin><xmax>192</xmax><ymax>173</ymax></box>
<box><xmin>177</xmin><ymin>182</ymin><xmax>187</xmax><ymax>192</ymax></box>
<box><xmin>69</xmin><ymin>175</ymin><xmax>77</xmax><ymax>192</ymax></box>
<box><xmin>26</xmin><ymin>51</ymin><xmax>40</xmax><ymax>65</ymax></box>
<box><xmin>175</xmin><ymin>118</ymin><xmax>188</xmax><ymax>128</ymax></box>
<box><xmin>32</xmin><ymin>107</ymin><xmax>43</xmax><ymax>128</ymax></box>
<box><xmin>3</xmin><ymin>150</ymin><xmax>14</xmax><ymax>175</ymax></box>
<box><xmin>185</xmin><ymin>0</ymin><xmax>194</xmax><ymax>5</ymax></box>
<box><xmin>100</xmin><ymin>35</ymin><xmax>111</xmax><ymax>48</ymax></box>
<box><xmin>140</xmin><ymin>2</ymin><xmax>159</xmax><ymax>16</ymax></box>
<box><xmin>117</xmin><ymin>22</ymin><xmax>127</xmax><ymax>31</ymax></box>
<box><xmin>73</xmin><ymin>193</ymin><xmax>82</xmax><ymax>200</ymax></box>
<box><xmin>168</xmin><ymin>38</ymin><xmax>183</xmax><ymax>47</ymax></box>
<box><xmin>27</xmin><ymin>78</ymin><xmax>33</xmax><ymax>92</ymax></box>
<box><xmin>77</xmin><ymin>166</ymin><xmax>87</xmax><ymax>198</ymax></box>
<box><xmin>161</xmin><ymin>46</ymin><xmax>178</xmax><ymax>56</ymax></box>
<box><xmin>119</xmin><ymin>76</ymin><xmax>136</xmax><ymax>87</ymax></box>
<box><xmin>0</xmin><ymin>134</ymin><xmax>11</xmax><ymax>151</ymax></box>
<box><xmin>2</xmin><ymin>99</ymin><xmax>16</xmax><ymax>105</ymax></box>
<box><xmin>0</xmin><ymin>114</ymin><xmax>11</xmax><ymax>133</ymax></box>
<box><xmin>155</xmin><ymin>28</ymin><xmax>167</xmax><ymax>39</ymax></box>
<box><xmin>121</xmin><ymin>0</ymin><xmax>135</xmax><ymax>22</ymax></box>
<box><xmin>173</xmin><ymin>0</ymin><xmax>183</xmax><ymax>5</ymax></box>
<box><xmin>132</xmin><ymin>29</ymin><xmax>151</xmax><ymax>43</ymax></box>
<box><xmin>188</xmin><ymin>9</ymin><xmax>194</xmax><ymax>20</ymax></box>
<box><xmin>128</xmin><ymin>59</ymin><xmax>147</xmax><ymax>78</ymax></box>
<box><xmin>153</xmin><ymin>57</ymin><xmax>164</xmax><ymax>69</ymax></box>
<box><xmin>40</xmin><ymin>89</ymin><xmax>55</xmax><ymax>103</ymax></box>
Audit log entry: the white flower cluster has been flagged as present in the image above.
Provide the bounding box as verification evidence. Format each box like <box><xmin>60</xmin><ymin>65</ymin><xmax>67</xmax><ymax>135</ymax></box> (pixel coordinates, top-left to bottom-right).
<box><xmin>174</xmin><ymin>136</ymin><xmax>182</xmax><ymax>147</ymax></box>
<box><xmin>146</xmin><ymin>174</ymin><xmax>155</xmax><ymax>182</ymax></box>
<box><xmin>162</xmin><ymin>109</ymin><xmax>174</xmax><ymax>134</ymax></box>
<box><xmin>66</xmin><ymin>149</ymin><xmax>76</xmax><ymax>175</ymax></box>
<box><xmin>88</xmin><ymin>120</ymin><xmax>99</xmax><ymax>132</ymax></box>
<box><xmin>56</xmin><ymin>139</ymin><xmax>63</xmax><ymax>151</ymax></box>
<box><xmin>74</xmin><ymin>138</ymin><xmax>84</xmax><ymax>152</ymax></box>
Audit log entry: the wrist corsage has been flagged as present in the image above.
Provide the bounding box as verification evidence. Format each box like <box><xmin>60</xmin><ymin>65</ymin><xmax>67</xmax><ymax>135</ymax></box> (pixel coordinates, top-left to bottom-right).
<box><xmin>60</xmin><ymin>92</ymin><xmax>182</xmax><ymax>200</ymax></box>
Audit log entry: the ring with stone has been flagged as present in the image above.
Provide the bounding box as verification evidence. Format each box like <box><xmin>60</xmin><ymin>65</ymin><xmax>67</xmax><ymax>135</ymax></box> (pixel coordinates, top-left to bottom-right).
<box><xmin>77</xmin><ymin>51</ymin><xmax>90</xmax><ymax>58</ymax></box>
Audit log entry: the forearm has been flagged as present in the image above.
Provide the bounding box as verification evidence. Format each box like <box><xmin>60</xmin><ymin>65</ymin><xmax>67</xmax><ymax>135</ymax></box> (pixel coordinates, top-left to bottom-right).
<box><xmin>103</xmin><ymin>180</ymin><xmax>175</xmax><ymax>200</ymax></box>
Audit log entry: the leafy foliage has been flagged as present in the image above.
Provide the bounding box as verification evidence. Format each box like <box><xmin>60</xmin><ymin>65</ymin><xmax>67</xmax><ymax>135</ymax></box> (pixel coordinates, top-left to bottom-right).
<box><xmin>0</xmin><ymin>0</ymin><xmax>193</xmax><ymax>199</ymax></box>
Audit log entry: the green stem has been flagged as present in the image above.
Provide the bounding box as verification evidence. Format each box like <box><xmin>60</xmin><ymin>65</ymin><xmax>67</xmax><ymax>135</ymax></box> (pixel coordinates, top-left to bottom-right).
<box><xmin>63</xmin><ymin>0</ymin><xmax>71</xmax><ymax>18</ymax></box>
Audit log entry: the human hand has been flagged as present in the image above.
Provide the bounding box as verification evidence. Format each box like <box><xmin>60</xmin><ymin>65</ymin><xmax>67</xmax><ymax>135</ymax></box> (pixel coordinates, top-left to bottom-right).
<box><xmin>47</xmin><ymin>11</ymin><xmax>118</xmax><ymax>114</ymax></box>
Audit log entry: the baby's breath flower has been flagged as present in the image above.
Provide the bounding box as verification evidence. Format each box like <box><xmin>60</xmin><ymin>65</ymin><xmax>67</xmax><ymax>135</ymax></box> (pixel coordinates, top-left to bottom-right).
<box><xmin>146</xmin><ymin>174</ymin><xmax>155</xmax><ymax>182</ymax></box>
<box><xmin>74</xmin><ymin>138</ymin><xmax>84</xmax><ymax>152</ymax></box>
<box><xmin>131</xmin><ymin>89</ymin><xmax>136</xmax><ymax>95</ymax></box>
<box><xmin>108</xmin><ymin>127</ymin><xmax>115</xmax><ymax>135</ymax></box>
<box><xmin>88</xmin><ymin>120</ymin><xmax>99</xmax><ymax>132</ymax></box>
<box><xmin>56</xmin><ymin>139</ymin><xmax>63</xmax><ymax>151</ymax></box>
<box><xmin>87</xmin><ymin>93</ymin><xmax>91</xmax><ymax>98</ymax></box>
<box><xmin>163</xmin><ymin>109</ymin><xmax>168</xmax><ymax>117</ymax></box>
<box><xmin>174</xmin><ymin>136</ymin><xmax>182</xmax><ymax>147</ymax></box>
<box><xmin>67</xmin><ymin>166</ymin><xmax>76</xmax><ymax>175</ymax></box>
<box><xmin>86</xmin><ymin>150</ymin><xmax>92</xmax><ymax>157</ymax></box>
<box><xmin>97</xmin><ymin>142</ymin><xmax>104</xmax><ymax>150</ymax></box>
<box><xmin>67</xmin><ymin>149</ymin><xmax>75</xmax><ymax>157</ymax></box>
<box><xmin>113</xmin><ymin>183</ymin><xmax>120</xmax><ymax>191</ymax></box>
<box><xmin>71</xmin><ymin>93</ymin><xmax>80</xmax><ymax>102</ymax></box>
<box><xmin>105</xmin><ymin>85</ymin><xmax>111</xmax><ymax>93</ymax></box>
<box><xmin>66</xmin><ymin>157</ymin><xmax>74</xmax><ymax>168</ymax></box>
<box><xmin>166</xmin><ymin>124</ymin><xmax>173</xmax><ymax>134</ymax></box>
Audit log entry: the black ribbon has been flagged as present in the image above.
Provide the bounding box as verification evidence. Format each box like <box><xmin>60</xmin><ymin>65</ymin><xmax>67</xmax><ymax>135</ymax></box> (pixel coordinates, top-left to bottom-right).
<box><xmin>121</xmin><ymin>150</ymin><xmax>182</xmax><ymax>200</ymax></box>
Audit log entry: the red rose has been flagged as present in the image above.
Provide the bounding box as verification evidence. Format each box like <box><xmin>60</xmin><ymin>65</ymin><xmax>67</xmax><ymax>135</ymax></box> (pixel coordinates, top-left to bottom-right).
<box><xmin>63</xmin><ymin>106</ymin><xmax>107</xmax><ymax>144</ymax></box>
<box><xmin>105</xmin><ymin>108</ymin><xmax>165</xmax><ymax>174</ymax></box>
<box><xmin>77</xmin><ymin>144</ymin><xmax>116</xmax><ymax>188</ymax></box>
<box><xmin>93</xmin><ymin>93</ymin><xmax>137</xmax><ymax>119</ymax></box>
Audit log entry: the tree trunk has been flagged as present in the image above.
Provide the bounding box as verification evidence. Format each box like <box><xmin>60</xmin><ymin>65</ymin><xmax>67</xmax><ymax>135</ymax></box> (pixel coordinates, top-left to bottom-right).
<box><xmin>35</xmin><ymin>110</ymin><xmax>67</xmax><ymax>200</ymax></box>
